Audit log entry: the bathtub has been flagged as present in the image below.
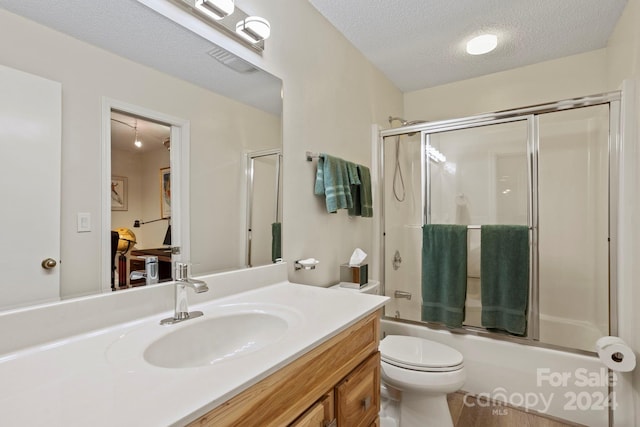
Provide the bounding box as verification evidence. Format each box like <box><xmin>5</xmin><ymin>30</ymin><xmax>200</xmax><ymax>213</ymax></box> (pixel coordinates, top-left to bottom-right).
<box><xmin>465</xmin><ymin>295</ymin><xmax>605</xmax><ymax>353</ymax></box>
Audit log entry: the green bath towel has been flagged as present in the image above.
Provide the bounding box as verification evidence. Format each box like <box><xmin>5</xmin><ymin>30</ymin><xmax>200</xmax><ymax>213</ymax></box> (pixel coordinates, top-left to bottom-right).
<box><xmin>480</xmin><ymin>225</ymin><xmax>530</xmax><ymax>336</ymax></box>
<box><xmin>271</xmin><ymin>222</ymin><xmax>282</xmax><ymax>263</ymax></box>
<box><xmin>421</xmin><ymin>224</ymin><xmax>468</xmax><ymax>328</ymax></box>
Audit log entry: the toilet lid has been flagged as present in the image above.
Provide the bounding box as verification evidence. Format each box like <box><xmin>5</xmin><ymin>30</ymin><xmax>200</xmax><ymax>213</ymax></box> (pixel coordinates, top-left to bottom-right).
<box><xmin>380</xmin><ymin>335</ymin><xmax>464</xmax><ymax>372</ymax></box>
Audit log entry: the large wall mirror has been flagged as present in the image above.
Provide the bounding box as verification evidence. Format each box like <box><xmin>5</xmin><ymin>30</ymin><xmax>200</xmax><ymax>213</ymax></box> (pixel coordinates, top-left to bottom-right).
<box><xmin>0</xmin><ymin>0</ymin><xmax>282</xmax><ymax>311</ymax></box>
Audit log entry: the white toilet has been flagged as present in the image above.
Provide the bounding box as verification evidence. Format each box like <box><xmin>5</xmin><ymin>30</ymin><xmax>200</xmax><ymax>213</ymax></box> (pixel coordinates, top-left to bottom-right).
<box><xmin>379</xmin><ymin>335</ymin><xmax>466</xmax><ymax>427</ymax></box>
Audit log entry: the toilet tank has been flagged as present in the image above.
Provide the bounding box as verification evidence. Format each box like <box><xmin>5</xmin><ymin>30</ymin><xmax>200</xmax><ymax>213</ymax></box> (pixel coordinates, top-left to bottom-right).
<box><xmin>330</xmin><ymin>280</ymin><xmax>380</xmax><ymax>295</ymax></box>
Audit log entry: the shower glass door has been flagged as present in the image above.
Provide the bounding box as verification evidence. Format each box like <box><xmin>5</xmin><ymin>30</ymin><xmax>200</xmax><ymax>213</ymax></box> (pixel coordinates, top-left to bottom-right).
<box><xmin>382</xmin><ymin>118</ymin><xmax>531</xmax><ymax>325</ymax></box>
<box><xmin>381</xmin><ymin>93</ymin><xmax>617</xmax><ymax>353</ymax></box>
<box><xmin>426</xmin><ymin>119</ymin><xmax>531</xmax><ymax>330</ymax></box>
<box><xmin>383</xmin><ymin>131</ymin><xmax>424</xmax><ymax>322</ymax></box>
<box><xmin>246</xmin><ymin>150</ymin><xmax>282</xmax><ymax>267</ymax></box>
<box><xmin>537</xmin><ymin>105</ymin><xmax>610</xmax><ymax>351</ymax></box>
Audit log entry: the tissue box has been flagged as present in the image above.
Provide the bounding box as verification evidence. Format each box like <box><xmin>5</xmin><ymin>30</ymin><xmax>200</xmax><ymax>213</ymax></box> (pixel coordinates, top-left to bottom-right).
<box><xmin>340</xmin><ymin>263</ymin><xmax>368</xmax><ymax>288</ymax></box>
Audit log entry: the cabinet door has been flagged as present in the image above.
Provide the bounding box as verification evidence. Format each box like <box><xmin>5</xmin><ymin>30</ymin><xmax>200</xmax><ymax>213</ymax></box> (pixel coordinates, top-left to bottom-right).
<box><xmin>335</xmin><ymin>352</ymin><xmax>380</xmax><ymax>427</ymax></box>
<box><xmin>291</xmin><ymin>392</ymin><xmax>334</xmax><ymax>427</ymax></box>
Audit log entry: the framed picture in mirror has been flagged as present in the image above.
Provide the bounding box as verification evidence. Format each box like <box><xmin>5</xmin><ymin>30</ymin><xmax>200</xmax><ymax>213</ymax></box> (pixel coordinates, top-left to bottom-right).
<box><xmin>111</xmin><ymin>176</ymin><xmax>128</xmax><ymax>211</ymax></box>
<box><xmin>160</xmin><ymin>167</ymin><xmax>171</xmax><ymax>218</ymax></box>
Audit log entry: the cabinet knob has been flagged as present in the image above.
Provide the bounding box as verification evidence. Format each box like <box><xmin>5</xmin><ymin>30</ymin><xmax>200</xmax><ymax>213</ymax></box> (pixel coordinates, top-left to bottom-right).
<box><xmin>324</xmin><ymin>420</ymin><xmax>337</xmax><ymax>427</ymax></box>
<box><xmin>361</xmin><ymin>395</ymin><xmax>372</xmax><ymax>410</ymax></box>
<box><xmin>41</xmin><ymin>258</ymin><xmax>57</xmax><ymax>269</ymax></box>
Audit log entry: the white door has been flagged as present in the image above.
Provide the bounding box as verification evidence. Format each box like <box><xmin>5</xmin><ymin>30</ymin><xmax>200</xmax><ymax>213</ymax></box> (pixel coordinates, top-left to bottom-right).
<box><xmin>0</xmin><ymin>65</ymin><xmax>61</xmax><ymax>310</ymax></box>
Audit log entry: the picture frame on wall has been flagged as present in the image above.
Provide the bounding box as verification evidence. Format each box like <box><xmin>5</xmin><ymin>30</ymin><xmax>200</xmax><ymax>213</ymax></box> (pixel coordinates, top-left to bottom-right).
<box><xmin>111</xmin><ymin>176</ymin><xmax>128</xmax><ymax>211</ymax></box>
<box><xmin>160</xmin><ymin>167</ymin><xmax>171</xmax><ymax>219</ymax></box>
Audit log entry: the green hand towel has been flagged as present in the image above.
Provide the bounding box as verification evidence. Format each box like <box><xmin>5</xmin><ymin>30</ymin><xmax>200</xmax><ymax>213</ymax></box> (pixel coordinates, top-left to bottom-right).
<box><xmin>346</xmin><ymin>161</ymin><xmax>361</xmax><ymax>186</ymax></box>
<box><xmin>421</xmin><ymin>224</ymin><xmax>468</xmax><ymax>328</ymax></box>
<box><xmin>349</xmin><ymin>165</ymin><xmax>373</xmax><ymax>218</ymax></box>
<box><xmin>358</xmin><ymin>165</ymin><xmax>373</xmax><ymax>218</ymax></box>
<box><xmin>480</xmin><ymin>225</ymin><xmax>530</xmax><ymax>336</ymax></box>
<box><xmin>347</xmin><ymin>161</ymin><xmax>362</xmax><ymax>217</ymax></box>
<box><xmin>314</xmin><ymin>154</ymin><xmax>352</xmax><ymax>213</ymax></box>
<box><xmin>271</xmin><ymin>222</ymin><xmax>282</xmax><ymax>262</ymax></box>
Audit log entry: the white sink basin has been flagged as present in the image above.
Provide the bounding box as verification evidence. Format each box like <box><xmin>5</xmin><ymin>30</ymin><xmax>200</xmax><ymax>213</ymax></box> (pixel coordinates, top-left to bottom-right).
<box><xmin>145</xmin><ymin>312</ymin><xmax>288</xmax><ymax>368</ymax></box>
<box><xmin>106</xmin><ymin>303</ymin><xmax>302</xmax><ymax>369</ymax></box>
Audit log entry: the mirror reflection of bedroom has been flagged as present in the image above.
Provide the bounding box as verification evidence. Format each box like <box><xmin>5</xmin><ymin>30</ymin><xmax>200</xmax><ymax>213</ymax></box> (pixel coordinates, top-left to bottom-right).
<box><xmin>110</xmin><ymin>111</ymin><xmax>172</xmax><ymax>290</ymax></box>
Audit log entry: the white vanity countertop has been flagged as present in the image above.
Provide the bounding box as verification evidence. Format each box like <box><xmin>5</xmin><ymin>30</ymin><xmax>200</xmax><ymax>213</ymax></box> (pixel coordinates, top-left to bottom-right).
<box><xmin>0</xmin><ymin>282</ymin><xmax>387</xmax><ymax>426</ymax></box>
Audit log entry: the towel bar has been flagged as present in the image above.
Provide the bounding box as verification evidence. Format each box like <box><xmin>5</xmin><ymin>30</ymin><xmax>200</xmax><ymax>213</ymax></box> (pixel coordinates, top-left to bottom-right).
<box><xmin>306</xmin><ymin>151</ymin><xmax>320</xmax><ymax>161</ymax></box>
<box><xmin>424</xmin><ymin>224</ymin><xmax>533</xmax><ymax>230</ymax></box>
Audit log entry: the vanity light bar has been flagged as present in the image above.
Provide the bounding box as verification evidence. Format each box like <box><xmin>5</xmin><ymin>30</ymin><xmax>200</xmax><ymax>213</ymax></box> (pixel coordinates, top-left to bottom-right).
<box><xmin>235</xmin><ymin>16</ymin><xmax>271</xmax><ymax>44</ymax></box>
<box><xmin>169</xmin><ymin>0</ymin><xmax>266</xmax><ymax>52</ymax></box>
<box><xmin>195</xmin><ymin>0</ymin><xmax>234</xmax><ymax>20</ymax></box>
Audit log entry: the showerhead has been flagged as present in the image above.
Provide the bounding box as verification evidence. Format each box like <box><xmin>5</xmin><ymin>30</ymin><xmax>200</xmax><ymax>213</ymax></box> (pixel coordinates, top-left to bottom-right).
<box><xmin>388</xmin><ymin>116</ymin><xmax>407</xmax><ymax>126</ymax></box>
<box><xmin>388</xmin><ymin>116</ymin><xmax>427</xmax><ymax>137</ymax></box>
<box><xmin>388</xmin><ymin>116</ymin><xmax>427</xmax><ymax>128</ymax></box>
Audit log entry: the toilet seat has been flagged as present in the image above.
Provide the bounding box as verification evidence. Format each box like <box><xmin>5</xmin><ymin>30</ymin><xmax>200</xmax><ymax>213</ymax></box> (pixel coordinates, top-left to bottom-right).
<box><xmin>380</xmin><ymin>335</ymin><xmax>464</xmax><ymax>373</ymax></box>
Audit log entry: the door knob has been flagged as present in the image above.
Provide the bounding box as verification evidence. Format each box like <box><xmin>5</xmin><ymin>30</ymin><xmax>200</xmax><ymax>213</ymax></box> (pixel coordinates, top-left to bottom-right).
<box><xmin>41</xmin><ymin>258</ymin><xmax>57</xmax><ymax>269</ymax></box>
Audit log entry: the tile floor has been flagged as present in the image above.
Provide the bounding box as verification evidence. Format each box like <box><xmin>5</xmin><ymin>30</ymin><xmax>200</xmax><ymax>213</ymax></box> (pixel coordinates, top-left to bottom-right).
<box><xmin>447</xmin><ymin>392</ymin><xmax>584</xmax><ymax>427</ymax></box>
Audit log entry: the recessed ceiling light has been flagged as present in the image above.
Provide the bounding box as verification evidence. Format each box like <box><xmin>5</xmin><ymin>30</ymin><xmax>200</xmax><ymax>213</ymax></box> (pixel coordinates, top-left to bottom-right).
<box><xmin>466</xmin><ymin>34</ymin><xmax>498</xmax><ymax>55</ymax></box>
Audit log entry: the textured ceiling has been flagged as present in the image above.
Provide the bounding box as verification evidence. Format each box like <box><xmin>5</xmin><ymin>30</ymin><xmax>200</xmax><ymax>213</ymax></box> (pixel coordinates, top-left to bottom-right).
<box><xmin>308</xmin><ymin>0</ymin><xmax>628</xmax><ymax>92</ymax></box>
<box><xmin>0</xmin><ymin>0</ymin><xmax>282</xmax><ymax>115</ymax></box>
<box><xmin>111</xmin><ymin>112</ymin><xmax>171</xmax><ymax>154</ymax></box>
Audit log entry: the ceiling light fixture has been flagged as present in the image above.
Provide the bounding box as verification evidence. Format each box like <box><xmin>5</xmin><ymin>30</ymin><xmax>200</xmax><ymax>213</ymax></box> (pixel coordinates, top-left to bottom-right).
<box><xmin>466</xmin><ymin>34</ymin><xmax>498</xmax><ymax>55</ymax></box>
<box><xmin>195</xmin><ymin>0</ymin><xmax>234</xmax><ymax>20</ymax></box>
<box><xmin>235</xmin><ymin>16</ymin><xmax>271</xmax><ymax>44</ymax></box>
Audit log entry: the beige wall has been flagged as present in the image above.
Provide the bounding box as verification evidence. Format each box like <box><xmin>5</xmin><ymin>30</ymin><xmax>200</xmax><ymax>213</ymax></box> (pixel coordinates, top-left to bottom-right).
<box><xmin>244</xmin><ymin>0</ymin><xmax>404</xmax><ymax>285</ymax></box>
<box><xmin>404</xmin><ymin>48</ymin><xmax>608</xmax><ymax>122</ymax></box>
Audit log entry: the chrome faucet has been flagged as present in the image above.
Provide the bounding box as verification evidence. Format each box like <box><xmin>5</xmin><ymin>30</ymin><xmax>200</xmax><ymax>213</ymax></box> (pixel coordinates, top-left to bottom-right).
<box><xmin>129</xmin><ymin>256</ymin><xmax>159</xmax><ymax>286</ymax></box>
<box><xmin>160</xmin><ymin>262</ymin><xmax>209</xmax><ymax>325</ymax></box>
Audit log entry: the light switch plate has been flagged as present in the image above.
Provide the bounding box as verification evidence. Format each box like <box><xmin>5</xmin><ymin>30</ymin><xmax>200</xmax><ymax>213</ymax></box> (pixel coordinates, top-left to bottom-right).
<box><xmin>77</xmin><ymin>212</ymin><xmax>91</xmax><ymax>232</ymax></box>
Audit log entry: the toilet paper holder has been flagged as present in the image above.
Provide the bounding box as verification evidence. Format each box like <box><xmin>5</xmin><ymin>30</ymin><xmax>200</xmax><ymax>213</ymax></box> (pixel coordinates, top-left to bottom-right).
<box><xmin>596</xmin><ymin>336</ymin><xmax>636</xmax><ymax>372</ymax></box>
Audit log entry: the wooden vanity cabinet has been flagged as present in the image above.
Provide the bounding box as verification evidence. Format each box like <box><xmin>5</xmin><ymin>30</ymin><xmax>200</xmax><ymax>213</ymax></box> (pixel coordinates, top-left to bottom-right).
<box><xmin>189</xmin><ymin>311</ymin><xmax>381</xmax><ymax>427</ymax></box>
<box><xmin>335</xmin><ymin>352</ymin><xmax>380</xmax><ymax>427</ymax></box>
<box><xmin>290</xmin><ymin>392</ymin><xmax>334</xmax><ymax>427</ymax></box>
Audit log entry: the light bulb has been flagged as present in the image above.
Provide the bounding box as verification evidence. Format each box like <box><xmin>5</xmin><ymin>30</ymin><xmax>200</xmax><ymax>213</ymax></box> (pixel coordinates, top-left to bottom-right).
<box><xmin>466</xmin><ymin>34</ymin><xmax>498</xmax><ymax>55</ymax></box>
<box><xmin>236</xmin><ymin>16</ymin><xmax>271</xmax><ymax>43</ymax></box>
<box><xmin>195</xmin><ymin>0</ymin><xmax>234</xmax><ymax>20</ymax></box>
